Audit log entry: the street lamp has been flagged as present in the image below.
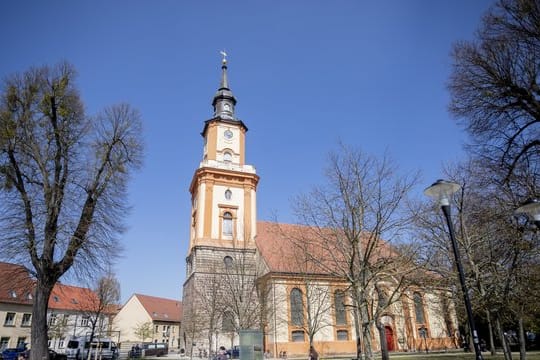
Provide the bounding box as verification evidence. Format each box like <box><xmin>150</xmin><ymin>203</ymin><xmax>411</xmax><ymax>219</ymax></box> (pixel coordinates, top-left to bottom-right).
<box><xmin>424</xmin><ymin>179</ymin><xmax>483</xmax><ymax>360</ymax></box>
<box><xmin>515</xmin><ymin>198</ymin><xmax>540</xmax><ymax>228</ymax></box>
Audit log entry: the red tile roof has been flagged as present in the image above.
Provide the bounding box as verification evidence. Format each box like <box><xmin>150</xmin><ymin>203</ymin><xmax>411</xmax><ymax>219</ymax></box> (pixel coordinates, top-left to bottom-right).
<box><xmin>256</xmin><ymin>221</ymin><xmax>398</xmax><ymax>275</ymax></box>
<box><xmin>0</xmin><ymin>262</ymin><xmax>34</xmax><ymax>304</ymax></box>
<box><xmin>49</xmin><ymin>283</ymin><xmax>118</xmax><ymax>314</ymax></box>
<box><xmin>0</xmin><ymin>261</ymin><xmax>117</xmax><ymax>313</ymax></box>
<box><xmin>134</xmin><ymin>294</ymin><xmax>182</xmax><ymax>322</ymax></box>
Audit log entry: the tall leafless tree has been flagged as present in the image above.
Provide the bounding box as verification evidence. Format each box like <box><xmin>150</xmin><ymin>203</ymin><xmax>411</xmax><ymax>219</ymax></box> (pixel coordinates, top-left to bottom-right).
<box><xmin>0</xmin><ymin>62</ymin><xmax>143</xmax><ymax>360</ymax></box>
<box><xmin>292</xmin><ymin>144</ymin><xmax>420</xmax><ymax>360</ymax></box>
<box><xmin>448</xmin><ymin>0</ymin><xmax>540</xmax><ymax>186</ymax></box>
<box><xmin>414</xmin><ymin>159</ymin><xmax>540</xmax><ymax>360</ymax></box>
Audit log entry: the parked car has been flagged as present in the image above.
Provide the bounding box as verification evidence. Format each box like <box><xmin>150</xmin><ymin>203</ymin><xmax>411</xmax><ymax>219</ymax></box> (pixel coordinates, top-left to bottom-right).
<box><xmin>66</xmin><ymin>337</ymin><xmax>118</xmax><ymax>360</ymax></box>
<box><xmin>226</xmin><ymin>346</ymin><xmax>239</xmax><ymax>359</ymax></box>
<box><xmin>142</xmin><ymin>343</ymin><xmax>168</xmax><ymax>357</ymax></box>
<box><xmin>1</xmin><ymin>347</ymin><xmax>27</xmax><ymax>360</ymax></box>
<box><xmin>48</xmin><ymin>350</ymin><xmax>67</xmax><ymax>360</ymax></box>
<box><xmin>23</xmin><ymin>349</ymin><xmax>67</xmax><ymax>360</ymax></box>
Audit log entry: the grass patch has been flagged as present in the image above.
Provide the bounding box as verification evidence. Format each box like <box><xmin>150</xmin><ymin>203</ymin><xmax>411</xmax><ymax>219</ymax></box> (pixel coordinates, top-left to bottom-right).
<box><xmin>319</xmin><ymin>351</ymin><xmax>540</xmax><ymax>360</ymax></box>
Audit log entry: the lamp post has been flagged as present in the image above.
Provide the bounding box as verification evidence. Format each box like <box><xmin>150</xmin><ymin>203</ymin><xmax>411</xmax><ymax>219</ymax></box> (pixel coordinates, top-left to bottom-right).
<box><xmin>515</xmin><ymin>198</ymin><xmax>540</xmax><ymax>229</ymax></box>
<box><xmin>424</xmin><ymin>179</ymin><xmax>483</xmax><ymax>360</ymax></box>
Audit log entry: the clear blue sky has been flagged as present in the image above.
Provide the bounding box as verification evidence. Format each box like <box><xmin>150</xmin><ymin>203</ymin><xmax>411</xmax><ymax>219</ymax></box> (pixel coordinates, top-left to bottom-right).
<box><xmin>1</xmin><ymin>0</ymin><xmax>495</xmax><ymax>303</ymax></box>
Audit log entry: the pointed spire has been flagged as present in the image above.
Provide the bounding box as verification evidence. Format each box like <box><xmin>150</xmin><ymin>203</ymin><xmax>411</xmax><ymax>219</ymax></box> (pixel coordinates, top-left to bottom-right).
<box><xmin>220</xmin><ymin>53</ymin><xmax>229</xmax><ymax>90</ymax></box>
<box><xmin>212</xmin><ymin>51</ymin><xmax>236</xmax><ymax>120</ymax></box>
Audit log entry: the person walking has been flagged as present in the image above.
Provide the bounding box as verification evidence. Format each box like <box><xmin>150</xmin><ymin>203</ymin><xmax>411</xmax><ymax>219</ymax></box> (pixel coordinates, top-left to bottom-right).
<box><xmin>216</xmin><ymin>346</ymin><xmax>227</xmax><ymax>360</ymax></box>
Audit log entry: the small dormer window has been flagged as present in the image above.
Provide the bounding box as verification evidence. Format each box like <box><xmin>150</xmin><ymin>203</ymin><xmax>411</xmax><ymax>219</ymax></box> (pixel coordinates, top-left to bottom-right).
<box><xmin>9</xmin><ymin>290</ymin><xmax>16</xmax><ymax>298</ymax></box>
<box><xmin>53</xmin><ymin>296</ymin><xmax>59</xmax><ymax>302</ymax></box>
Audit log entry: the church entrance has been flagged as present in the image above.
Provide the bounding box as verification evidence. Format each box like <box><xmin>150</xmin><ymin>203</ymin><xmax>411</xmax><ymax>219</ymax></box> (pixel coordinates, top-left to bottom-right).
<box><xmin>385</xmin><ymin>326</ymin><xmax>395</xmax><ymax>351</ymax></box>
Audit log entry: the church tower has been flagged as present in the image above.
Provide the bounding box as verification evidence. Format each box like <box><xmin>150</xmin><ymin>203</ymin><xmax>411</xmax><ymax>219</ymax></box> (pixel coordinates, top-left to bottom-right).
<box><xmin>188</xmin><ymin>55</ymin><xmax>259</xmax><ymax>252</ymax></box>
<box><xmin>181</xmin><ymin>56</ymin><xmax>260</xmax><ymax>353</ymax></box>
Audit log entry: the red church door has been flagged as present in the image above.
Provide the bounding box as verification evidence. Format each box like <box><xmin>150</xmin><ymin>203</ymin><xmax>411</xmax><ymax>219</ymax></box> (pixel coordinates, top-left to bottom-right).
<box><xmin>385</xmin><ymin>326</ymin><xmax>395</xmax><ymax>351</ymax></box>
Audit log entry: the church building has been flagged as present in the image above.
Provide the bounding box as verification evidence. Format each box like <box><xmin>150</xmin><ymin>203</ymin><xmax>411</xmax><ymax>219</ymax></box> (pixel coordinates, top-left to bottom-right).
<box><xmin>180</xmin><ymin>57</ymin><xmax>458</xmax><ymax>358</ymax></box>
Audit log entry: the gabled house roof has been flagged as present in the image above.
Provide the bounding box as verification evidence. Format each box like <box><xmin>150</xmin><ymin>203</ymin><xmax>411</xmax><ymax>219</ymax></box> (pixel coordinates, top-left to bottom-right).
<box><xmin>0</xmin><ymin>261</ymin><xmax>118</xmax><ymax>314</ymax></box>
<box><xmin>49</xmin><ymin>283</ymin><xmax>119</xmax><ymax>315</ymax></box>
<box><xmin>133</xmin><ymin>294</ymin><xmax>182</xmax><ymax>323</ymax></box>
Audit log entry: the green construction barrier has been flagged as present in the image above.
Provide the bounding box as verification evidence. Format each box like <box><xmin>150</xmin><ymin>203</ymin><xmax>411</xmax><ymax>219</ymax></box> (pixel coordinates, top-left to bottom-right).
<box><xmin>239</xmin><ymin>330</ymin><xmax>263</xmax><ymax>360</ymax></box>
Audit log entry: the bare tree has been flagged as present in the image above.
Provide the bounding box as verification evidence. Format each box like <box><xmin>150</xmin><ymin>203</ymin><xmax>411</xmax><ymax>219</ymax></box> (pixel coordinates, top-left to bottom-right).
<box><xmin>414</xmin><ymin>159</ymin><xmax>540</xmax><ymax>360</ymax></box>
<box><xmin>180</xmin><ymin>296</ymin><xmax>207</xmax><ymax>360</ymax></box>
<box><xmin>448</xmin><ymin>0</ymin><xmax>540</xmax><ymax>184</ymax></box>
<box><xmin>292</xmin><ymin>144</ymin><xmax>420</xmax><ymax>360</ymax></box>
<box><xmin>48</xmin><ymin>313</ymin><xmax>69</xmax><ymax>347</ymax></box>
<box><xmin>133</xmin><ymin>321</ymin><xmax>153</xmax><ymax>344</ymax></box>
<box><xmin>0</xmin><ymin>62</ymin><xmax>143</xmax><ymax>360</ymax></box>
<box><xmin>221</xmin><ymin>248</ymin><xmax>261</xmax><ymax>334</ymax></box>
<box><xmin>78</xmin><ymin>274</ymin><xmax>121</xmax><ymax>343</ymax></box>
<box><xmin>197</xmin><ymin>266</ymin><xmax>227</xmax><ymax>358</ymax></box>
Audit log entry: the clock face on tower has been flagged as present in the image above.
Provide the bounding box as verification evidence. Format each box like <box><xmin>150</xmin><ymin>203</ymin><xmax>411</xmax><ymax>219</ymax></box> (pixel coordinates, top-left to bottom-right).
<box><xmin>224</xmin><ymin>129</ymin><xmax>233</xmax><ymax>140</ymax></box>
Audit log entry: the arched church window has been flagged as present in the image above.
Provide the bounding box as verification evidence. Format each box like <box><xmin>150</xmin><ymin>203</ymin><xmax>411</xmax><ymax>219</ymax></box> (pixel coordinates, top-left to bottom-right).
<box><xmin>414</xmin><ymin>292</ymin><xmax>426</xmax><ymax>324</ymax></box>
<box><xmin>223</xmin><ymin>151</ymin><xmax>232</xmax><ymax>163</ymax></box>
<box><xmin>225</xmin><ymin>189</ymin><xmax>232</xmax><ymax>200</ymax></box>
<box><xmin>224</xmin><ymin>256</ymin><xmax>233</xmax><ymax>268</ymax></box>
<box><xmin>290</xmin><ymin>288</ymin><xmax>304</xmax><ymax>326</ymax></box>
<box><xmin>223</xmin><ymin>212</ymin><xmax>233</xmax><ymax>236</ymax></box>
<box><xmin>334</xmin><ymin>290</ymin><xmax>347</xmax><ymax>325</ymax></box>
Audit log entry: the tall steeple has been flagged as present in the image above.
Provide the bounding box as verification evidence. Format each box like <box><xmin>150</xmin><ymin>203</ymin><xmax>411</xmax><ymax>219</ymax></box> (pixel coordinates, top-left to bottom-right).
<box><xmin>212</xmin><ymin>51</ymin><xmax>237</xmax><ymax>120</ymax></box>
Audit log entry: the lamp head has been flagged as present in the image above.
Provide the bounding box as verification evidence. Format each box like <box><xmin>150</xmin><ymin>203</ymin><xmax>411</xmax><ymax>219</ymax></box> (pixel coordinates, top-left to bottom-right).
<box><xmin>515</xmin><ymin>198</ymin><xmax>540</xmax><ymax>222</ymax></box>
<box><xmin>424</xmin><ymin>179</ymin><xmax>461</xmax><ymax>206</ymax></box>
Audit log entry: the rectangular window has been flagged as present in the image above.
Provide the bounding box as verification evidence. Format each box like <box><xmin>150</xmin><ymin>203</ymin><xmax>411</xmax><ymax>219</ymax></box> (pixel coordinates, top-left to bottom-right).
<box><xmin>21</xmin><ymin>314</ymin><xmax>31</xmax><ymax>327</ymax></box>
<box><xmin>291</xmin><ymin>330</ymin><xmax>305</xmax><ymax>342</ymax></box>
<box><xmin>59</xmin><ymin>339</ymin><xmax>65</xmax><ymax>348</ymax></box>
<box><xmin>337</xmin><ymin>330</ymin><xmax>349</xmax><ymax>341</ymax></box>
<box><xmin>4</xmin><ymin>313</ymin><xmax>15</xmax><ymax>326</ymax></box>
<box><xmin>1</xmin><ymin>337</ymin><xmax>9</xmax><ymax>350</ymax></box>
<box><xmin>16</xmin><ymin>338</ymin><xmax>26</xmax><ymax>348</ymax></box>
<box><xmin>334</xmin><ymin>291</ymin><xmax>347</xmax><ymax>325</ymax></box>
<box><xmin>81</xmin><ymin>316</ymin><xmax>89</xmax><ymax>326</ymax></box>
<box><xmin>48</xmin><ymin>313</ymin><xmax>57</xmax><ymax>326</ymax></box>
<box><xmin>223</xmin><ymin>212</ymin><xmax>233</xmax><ymax>236</ymax></box>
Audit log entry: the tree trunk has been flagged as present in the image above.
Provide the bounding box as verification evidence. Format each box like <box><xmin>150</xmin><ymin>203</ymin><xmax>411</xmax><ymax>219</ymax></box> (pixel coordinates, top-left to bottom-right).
<box><xmin>518</xmin><ymin>316</ymin><xmax>526</xmax><ymax>360</ymax></box>
<box><xmin>376</xmin><ymin>322</ymin><xmax>389</xmax><ymax>360</ymax></box>
<box><xmin>352</xmin><ymin>290</ymin><xmax>363</xmax><ymax>360</ymax></box>
<box><xmin>496</xmin><ymin>317</ymin><xmax>512</xmax><ymax>360</ymax></box>
<box><xmin>30</xmin><ymin>280</ymin><xmax>54</xmax><ymax>360</ymax></box>
<box><xmin>360</xmin><ymin>304</ymin><xmax>373</xmax><ymax>360</ymax></box>
<box><xmin>207</xmin><ymin>332</ymin><xmax>213</xmax><ymax>360</ymax></box>
<box><xmin>486</xmin><ymin>310</ymin><xmax>496</xmax><ymax>355</ymax></box>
